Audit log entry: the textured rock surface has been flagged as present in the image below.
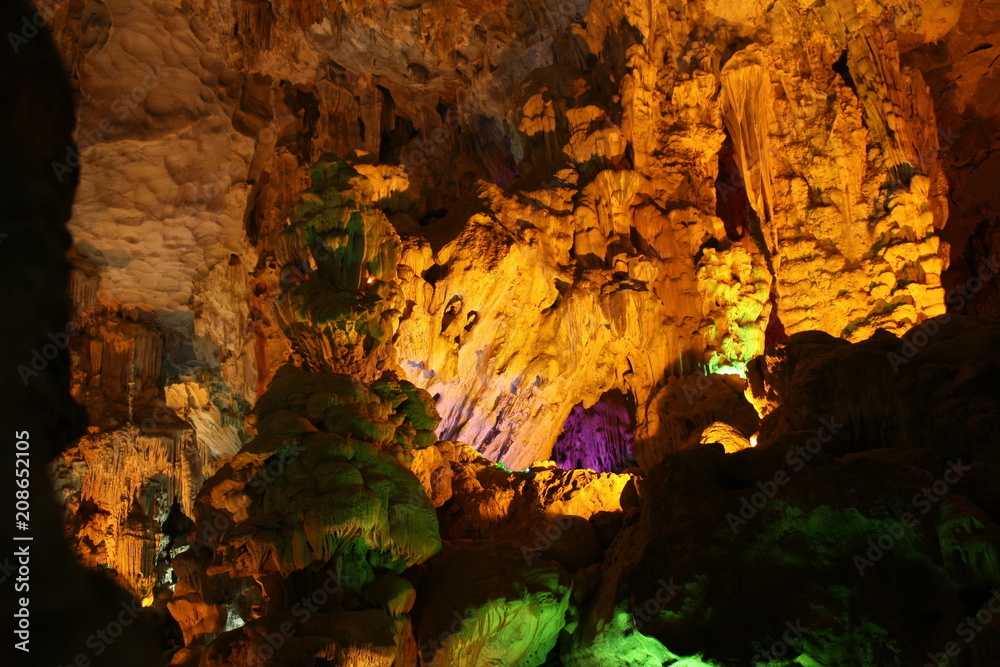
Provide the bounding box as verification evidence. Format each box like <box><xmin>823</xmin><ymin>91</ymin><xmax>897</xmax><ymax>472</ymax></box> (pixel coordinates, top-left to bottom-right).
<box><xmin>22</xmin><ymin>0</ymin><xmax>1000</xmax><ymax>664</ymax></box>
<box><xmin>437</xmin><ymin>450</ymin><xmax>634</xmax><ymax>572</ymax></box>
<box><xmin>47</xmin><ymin>0</ymin><xmax>978</xmax><ymax>485</ymax></box>
<box><xmin>167</xmin><ymin>366</ymin><xmax>440</xmax><ymax>662</ymax></box>
<box><xmin>408</xmin><ymin>540</ymin><xmax>574</xmax><ymax>667</ymax></box>
<box><xmin>635</xmin><ymin>371</ymin><xmax>760</xmax><ymax>469</ymax></box>
<box><xmin>569</xmin><ymin>319</ymin><xmax>1000</xmax><ymax>666</ymax></box>
<box><xmin>904</xmin><ymin>0</ymin><xmax>1000</xmax><ymax>313</ymax></box>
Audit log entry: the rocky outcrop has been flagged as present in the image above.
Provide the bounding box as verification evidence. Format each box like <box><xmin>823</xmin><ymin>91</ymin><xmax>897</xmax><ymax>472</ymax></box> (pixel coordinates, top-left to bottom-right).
<box><xmin>408</xmin><ymin>540</ymin><xmax>574</xmax><ymax>667</ymax></box>
<box><xmin>569</xmin><ymin>317</ymin><xmax>1000</xmax><ymax>666</ymax></box>
<box><xmin>274</xmin><ymin>154</ymin><xmax>409</xmax><ymax>381</ymax></box>
<box><xmin>904</xmin><ymin>0</ymin><xmax>1000</xmax><ymax>314</ymax></box>
<box><xmin>49</xmin><ymin>307</ymin><xmax>246</xmax><ymax>599</ymax></box>
<box><xmin>635</xmin><ymin>371</ymin><xmax>760</xmax><ymax>470</ymax></box>
<box><xmin>748</xmin><ymin>314</ymin><xmax>1000</xmax><ymax>463</ymax></box>
<box><xmin>167</xmin><ymin>366</ymin><xmax>441</xmax><ymax>663</ymax></box>
<box><xmin>436</xmin><ymin>451</ymin><xmax>634</xmax><ymax>572</ymax></box>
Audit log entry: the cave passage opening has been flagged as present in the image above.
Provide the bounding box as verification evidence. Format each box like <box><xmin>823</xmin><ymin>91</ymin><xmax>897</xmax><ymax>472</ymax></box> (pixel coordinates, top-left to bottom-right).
<box><xmin>551</xmin><ymin>389</ymin><xmax>637</xmax><ymax>473</ymax></box>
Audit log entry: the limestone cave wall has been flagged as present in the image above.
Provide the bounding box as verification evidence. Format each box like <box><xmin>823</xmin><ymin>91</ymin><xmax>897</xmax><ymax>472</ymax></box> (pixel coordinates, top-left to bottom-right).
<box><xmin>6</xmin><ymin>0</ymin><xmax>1000</xmax><ymax>664</ymax></box>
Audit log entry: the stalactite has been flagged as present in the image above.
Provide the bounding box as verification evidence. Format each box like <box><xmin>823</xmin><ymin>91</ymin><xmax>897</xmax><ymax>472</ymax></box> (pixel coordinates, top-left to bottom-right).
<box><xmin>236</xmin><ymin>0</ymin><xmax>274</xmax><ymax>51</ymax></box>
<box><xmin>720</xmin><ymin>51</ymin><xmax>776</xmax><ymax>230</ymax></box>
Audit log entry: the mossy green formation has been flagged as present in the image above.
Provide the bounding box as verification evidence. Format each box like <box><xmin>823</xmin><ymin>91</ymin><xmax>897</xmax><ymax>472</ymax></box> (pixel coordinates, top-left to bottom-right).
<box><xmin>371</xmin><ymin>375</ymin><xmax>441</xmax><ymax>449</ymax></box>
<box><xmin>290</xmin><ymin>154</ymin><xmax>401</xmax><ymax>292</ymax></box>
<box><xmin>196</xmin><ymin>366</ymin><xmax>441</xmax><ymax>590</ymax></box>
<box><xmin>253</xmin><ymin>365</ymin><xmax>440</xmax><ymax>452</ymax></box>
<box><xmin>410</xmin><ymin>541</ymin><xmax>574</xmax><ymax>667</ymax></box>
<box><xmin>247</xmin><ymin>431</ymin><xmax>441</xmax><ymax>580</ymax></box>
<box><xmin>568</xmin><ymin>434</ymin><xmax>1000</xmax><ymax>667</ymax></box>
<box><xmin>275</xmin><ymin>154</ymin><xmax>406</xmax><ymax>377</ymax></box>
<box><xmin>561</xmin><ymin>598</ymin><xmax>704</xmax><ymax>667</ymax></box>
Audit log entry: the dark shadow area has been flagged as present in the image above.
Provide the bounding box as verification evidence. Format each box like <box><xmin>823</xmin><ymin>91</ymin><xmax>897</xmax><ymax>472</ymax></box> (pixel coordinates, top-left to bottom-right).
<box><xmin>0</xmin><ymin>2</ymin><xmax>161</xmax><ymax>665</ymax></box>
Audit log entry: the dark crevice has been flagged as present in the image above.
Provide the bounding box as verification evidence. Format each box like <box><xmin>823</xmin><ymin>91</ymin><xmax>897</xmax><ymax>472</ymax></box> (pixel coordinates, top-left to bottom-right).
<box><xmin>377</xmin><ymin>86</ymin><xmax>419</xmax><ymax>164</ymax></box>
<box><xmin>833</xmin><ymin>49</ymin><xmax>858</xmax><ymax>94</ymax></box>
<box><xmin>423</xmin><ymin>263</ymin><xmax>444</xmax><ymax>286</ymax></box>
<box><xmin>715</xmin><ymin>131</ymin><xmax>750</xmax><ymax>241</ymax></box>
<box><xmin>379</xmin><ymin>115</ymin><xmax>418</xmax><ymax>164</ymax></box>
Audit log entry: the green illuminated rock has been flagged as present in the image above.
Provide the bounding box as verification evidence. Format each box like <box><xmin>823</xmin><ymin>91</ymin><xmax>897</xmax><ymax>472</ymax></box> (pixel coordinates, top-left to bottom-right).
<box><xmin>274</xmin><ymin>153</ymin><xmax>407</xmax><ymax>380</ymax></box>
<box><xmin>174</xmin><ymin>365</ymin><xmax>442</xmax><ymax>645</ymax></box>
<box><xmin>409</xmin><ymin>540</ymin><xmax>574</xmax><ymax>666</ymax></box>
<box><xmin>199</xmin><ymin>609</ymin><xmax>404</xmax><ymax>667</ymax></box>
<box><xmin>253</xmin><ymin>365</ymin><xmax>440</xmax><ymax>453</ymax></box>
<box><xmin>566</xmin><ymin>443</ymin><xmax>970</xmax><ymax>666</ymax></box>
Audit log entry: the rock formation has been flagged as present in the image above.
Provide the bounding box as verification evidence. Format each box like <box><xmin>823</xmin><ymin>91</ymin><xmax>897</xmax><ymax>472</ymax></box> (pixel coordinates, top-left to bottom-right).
<box><xmin>6</xmin><ymin>0</ymin><xmax>999</xmax><ymax>664</ymax></box>
<box><xmin>167</xmin><ymin>366</ymin><xmax>440</xmax><ymax>665</ymax></box>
